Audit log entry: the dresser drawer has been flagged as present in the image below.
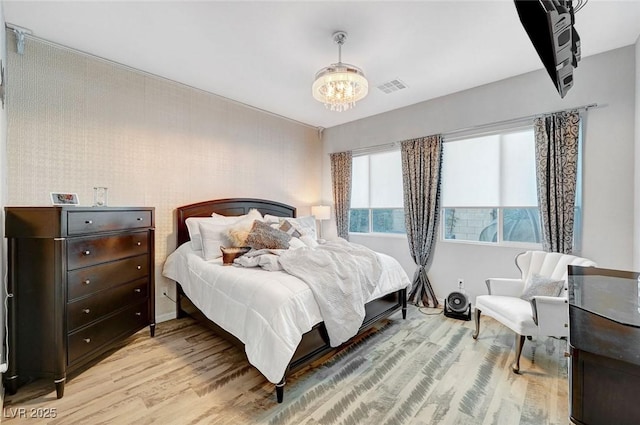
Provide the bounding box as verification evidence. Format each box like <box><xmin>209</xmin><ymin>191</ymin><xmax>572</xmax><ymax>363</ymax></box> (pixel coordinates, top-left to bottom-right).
<box><xmin>67</xmin><ymin>255</ymin><xmax>148</xmax><ymax>301</ymax></box>
<box><xmin>67</xmin><ymin>278</ymin><xmax>149</xmax><ymax>332</ymax></box>
<box><xmin>67</xmin><ymin>232</ymin><xmax>149</xmax><ymax>270</ymax></box>
<box><xmin>67</xmin><ymin>210</ymin><xmax>152</xmax><ymax>235</ymax></box>
<box><xmin>67</xmin><ymin>301</ymin><xmax>149</xmax><ymax>365</ymax></box>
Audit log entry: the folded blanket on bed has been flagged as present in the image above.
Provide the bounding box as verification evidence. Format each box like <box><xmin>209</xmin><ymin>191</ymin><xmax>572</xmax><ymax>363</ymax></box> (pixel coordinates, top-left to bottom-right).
<box><xmin>236</xmin><ymin>238</ymin><xmax>382</xmax><ymax>346</ymax></box>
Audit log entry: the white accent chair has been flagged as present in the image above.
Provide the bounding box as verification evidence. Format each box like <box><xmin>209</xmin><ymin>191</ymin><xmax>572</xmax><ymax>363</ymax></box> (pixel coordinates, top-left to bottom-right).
<box><xmin>472</xmin><ymin>250</ymin><xmax>596</xmax><ymax>373</ymax></box>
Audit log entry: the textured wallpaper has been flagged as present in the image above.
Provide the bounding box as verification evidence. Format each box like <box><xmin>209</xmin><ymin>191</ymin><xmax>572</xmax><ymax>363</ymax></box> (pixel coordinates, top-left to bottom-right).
<box><xmin>6</xmin><ymin>32</ymin><xmax>321</xmax><ymax>321</ymax></box>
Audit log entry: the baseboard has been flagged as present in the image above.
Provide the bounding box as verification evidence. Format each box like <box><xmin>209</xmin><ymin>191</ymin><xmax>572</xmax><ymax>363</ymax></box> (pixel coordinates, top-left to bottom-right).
<box><xmin>155</xmin><ymin>311</ymin><xmax>177</xmax><ymax>323</ymax></box>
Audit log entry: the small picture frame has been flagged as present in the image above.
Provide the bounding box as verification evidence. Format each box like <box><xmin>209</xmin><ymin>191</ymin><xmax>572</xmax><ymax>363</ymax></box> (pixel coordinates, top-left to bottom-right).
<box><xmin>50</xmin><ymin>192</ymin><xmax>79</xmax><ymax>206</ymax></box>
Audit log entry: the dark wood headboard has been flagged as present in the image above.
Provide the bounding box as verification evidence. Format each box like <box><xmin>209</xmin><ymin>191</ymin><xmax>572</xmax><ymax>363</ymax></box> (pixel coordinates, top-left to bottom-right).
<box><xmin>176</xmin><ymin>198</ymin><xmax>297</xmax><ymax>246</ymax></box>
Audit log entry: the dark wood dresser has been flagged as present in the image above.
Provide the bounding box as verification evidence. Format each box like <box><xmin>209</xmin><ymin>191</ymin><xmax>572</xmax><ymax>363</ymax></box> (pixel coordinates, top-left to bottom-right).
<box><xmin>4</xmin><ymin>206</ymin><xmax>155</xmax><ymax>398</ymax></box>
<box><xmin>568</xmin><ymin>265</ymin><xmax>640</xmax><ymax>425</ymax></box>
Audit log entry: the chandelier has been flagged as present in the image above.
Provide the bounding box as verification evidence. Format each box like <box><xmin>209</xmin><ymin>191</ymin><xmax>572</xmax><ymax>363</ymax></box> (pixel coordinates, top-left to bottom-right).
<box><xmin>312</xmin><ymin>31</ymin><xmax>369</xmax><ymax>112</ymax></box>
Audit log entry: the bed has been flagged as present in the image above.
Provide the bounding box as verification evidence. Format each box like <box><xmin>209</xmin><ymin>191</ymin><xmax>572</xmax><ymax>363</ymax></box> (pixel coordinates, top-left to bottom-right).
<box><xmin>162</xmin><ymin>198</ymin><xmax>410</xmax><ymax>403</ymax></box>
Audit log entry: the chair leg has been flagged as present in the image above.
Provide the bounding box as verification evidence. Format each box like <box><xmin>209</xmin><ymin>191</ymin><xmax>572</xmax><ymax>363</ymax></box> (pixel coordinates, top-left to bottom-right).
<box><xmin>472</xmin><ymin>308</ymin><xmax>481</xmax><ymax>339</ymax></box>
<box><xmin>512</xmin><ymin>334</ymin><xmax>526</xmax><ymax>374</ymax></box>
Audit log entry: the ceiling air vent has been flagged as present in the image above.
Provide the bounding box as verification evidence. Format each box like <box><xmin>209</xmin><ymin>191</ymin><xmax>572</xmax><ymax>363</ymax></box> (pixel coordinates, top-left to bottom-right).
<box><xmin>377</xmin><ymin>79</ymin><xmax>408</xmax><ymax>94</ymax></box>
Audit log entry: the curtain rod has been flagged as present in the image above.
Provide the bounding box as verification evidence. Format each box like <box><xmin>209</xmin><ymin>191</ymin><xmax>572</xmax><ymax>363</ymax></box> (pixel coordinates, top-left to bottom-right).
<box><xmin>348</xmin><ymin>102</ymin><xmax>599</xmax><ymax>156</ymax></box>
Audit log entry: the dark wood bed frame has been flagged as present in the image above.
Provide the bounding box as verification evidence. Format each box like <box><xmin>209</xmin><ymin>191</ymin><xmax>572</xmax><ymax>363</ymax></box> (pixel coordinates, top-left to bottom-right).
<box><xmin>174</xmin><ymin>198</ymin><xmax>407</xmax><ymax>403</ymax></box>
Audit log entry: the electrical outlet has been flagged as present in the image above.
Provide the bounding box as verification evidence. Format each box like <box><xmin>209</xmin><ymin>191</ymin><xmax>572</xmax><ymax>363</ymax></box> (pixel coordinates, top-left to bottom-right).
<box><xmin>457</xmin><ymin>278</ymin><xmax>464</xmax><ymax>289</ymax></box>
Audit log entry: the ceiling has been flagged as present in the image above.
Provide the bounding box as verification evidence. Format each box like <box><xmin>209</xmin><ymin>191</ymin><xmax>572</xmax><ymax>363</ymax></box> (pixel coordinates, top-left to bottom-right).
<box><xmin>3</xmin><ymin>1</ymin><xmax>640</xmax><ymax>129</ymax></box>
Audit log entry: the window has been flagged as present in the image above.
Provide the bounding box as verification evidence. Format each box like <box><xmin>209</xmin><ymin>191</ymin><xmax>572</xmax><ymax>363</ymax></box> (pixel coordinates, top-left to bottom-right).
<box><xmin>349</xmin><ymin>150</ymin><xmax>406</xmax><ymax>234</ymax></box>
<box><xmin>441</xmin><ymin>128</ymin><xmax>542</xmax><ymax>246</ymax></box>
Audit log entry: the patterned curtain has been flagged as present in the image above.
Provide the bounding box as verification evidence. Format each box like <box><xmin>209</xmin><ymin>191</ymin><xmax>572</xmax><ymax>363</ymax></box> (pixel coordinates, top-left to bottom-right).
<box><xmin>534</xmin><ymin>110</ymin><xmax>580</xmax><ymax>253</ymax></box>
<box><xmin>330</xmin><ymin>151</ymin><xmax>352</xmax><ymax>240</ymax></box>
<box><xmin>401</xmin><ymin>135</ymin><xmax>443</xmax><ymax>307</ymax></box>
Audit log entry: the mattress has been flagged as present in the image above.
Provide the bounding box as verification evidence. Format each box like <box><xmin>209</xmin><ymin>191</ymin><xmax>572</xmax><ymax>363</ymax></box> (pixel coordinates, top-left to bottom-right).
<box><xmin>162</xmin><ymin>242</ymin><xmax>411</xmax><ymax>383</ymax></box>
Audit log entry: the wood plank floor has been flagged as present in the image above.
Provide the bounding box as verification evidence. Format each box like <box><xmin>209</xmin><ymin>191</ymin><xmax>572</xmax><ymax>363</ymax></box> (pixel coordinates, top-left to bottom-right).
<box><xmin>2</xmin><ymin>306</ymin><xmax>571</xmax><ymax>424</ymax></box>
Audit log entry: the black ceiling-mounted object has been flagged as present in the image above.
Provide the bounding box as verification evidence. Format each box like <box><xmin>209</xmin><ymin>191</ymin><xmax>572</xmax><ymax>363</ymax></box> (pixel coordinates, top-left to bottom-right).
<box><xmin>514</xmin><ymin>0</ymin><xmax>581</xmax><ymax>98</ymax></box>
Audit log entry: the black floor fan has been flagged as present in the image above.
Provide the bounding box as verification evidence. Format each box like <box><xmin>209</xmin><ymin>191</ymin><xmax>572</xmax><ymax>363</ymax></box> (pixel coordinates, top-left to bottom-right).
<box><xmin>444</xmin><ymin>291</ymin><xmax>471</xmax><ymax>321</ymax></box>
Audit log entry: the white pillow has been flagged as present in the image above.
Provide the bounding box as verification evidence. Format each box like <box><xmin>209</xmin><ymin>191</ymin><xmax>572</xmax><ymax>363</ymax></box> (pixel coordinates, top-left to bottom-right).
<box><xmin>185</xmin><ymin>209</ymin><xmax>262</xmax><ymax>250</ymax></box>
<box><xmin>520</xmin><ymin>274</ymin><xmax>564</xmax><ymax>301</ymax></box>
<box><xmin>199</xmin><ymin>221</ymin><xmax>232</xmax><ymax>260</ymax></box>
<box><xmin>281</xmin><ymin>216</ymin><xmax>317</xmax><ymax>240</ymax></box>
<box><xmin>299</xmin><ymin>234</ymin><xmax>319</xmax><ymax>248</ymax></box>
<box><xmin>288</xmin><ymin>237</ymin><xmax>307</xmax><ymax>250</ymax></box>
<box><xmin>263</xmin><ymin>214</ymin><xmax>281</xmax><ymax>224</ymax></box>
<box><xmin>185</xmin><ymin>217</ymin><xmax>236</xmax><ymax>251</ymax></box>
<box><xmin>211</xmin><ymin>208</ymin><xmax>262</xmax><ymax>221</ymax></box>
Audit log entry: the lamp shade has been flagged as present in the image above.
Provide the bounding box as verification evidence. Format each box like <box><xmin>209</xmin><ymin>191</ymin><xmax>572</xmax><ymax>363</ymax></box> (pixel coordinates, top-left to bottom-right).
<box><xmin>311</xmin><ymin>205</ymin><xmax>331</xmax><ymax>221</ymax></box>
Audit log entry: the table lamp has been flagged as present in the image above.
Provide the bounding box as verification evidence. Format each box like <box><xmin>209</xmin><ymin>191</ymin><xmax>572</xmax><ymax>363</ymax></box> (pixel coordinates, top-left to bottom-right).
<box><xmin>311</xmin><ymin>205</ymin><xmax>331</xmax><ymax>239</ymax></box>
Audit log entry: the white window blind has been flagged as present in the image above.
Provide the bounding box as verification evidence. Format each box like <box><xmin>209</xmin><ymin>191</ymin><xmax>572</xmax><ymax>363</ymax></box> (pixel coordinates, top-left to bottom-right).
<box><xmin>351</xmin><ymin>150</ymin><xmax>403</xmax><ymax>209</ymax></box>
<box><xmin>351</xmin><ymin>155</ymin><xmax>369</xmax><ymax>208</ymax></box>
<box><xmin>441</xmin><ymin>129</ymin><xmax>537</xmax><ymax>207</ymax></box>
<box><xmin>370</xmin><ymin>151</ymin><xmax>404</xmax><ymax>208</ymax></box>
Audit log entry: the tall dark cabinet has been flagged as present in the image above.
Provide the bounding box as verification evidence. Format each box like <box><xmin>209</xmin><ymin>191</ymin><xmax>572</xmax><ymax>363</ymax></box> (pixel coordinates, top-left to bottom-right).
<box><xmin>4</xmin><ymin>206</ymin><xmax>155</xmax><ymax>398</ymax></box>
<box><xmin>568</xmin><ymin>265</ymin><xmax>640</xmax><ymax>425</ymax></box>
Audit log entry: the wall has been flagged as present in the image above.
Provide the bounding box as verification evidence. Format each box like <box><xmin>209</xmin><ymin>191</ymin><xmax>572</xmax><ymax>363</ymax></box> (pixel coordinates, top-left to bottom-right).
<box><xmin>1</xmin><ymin>3</ymin><xmax>8</xmax><ymax>374</ymax></box>
<box><xmin>635</xmin><ymin>35</ymin><xmax>640</xmax><ymax>271</ymax></box>
<box><xmin>322</xmin><ymin>46</ymin><xmax>637</xmax><ymax>304</ymax></box>
<box><xmin>5</xmin><ymin>33</ymin><xmax>321</xmax><ymax>321</ymax></box>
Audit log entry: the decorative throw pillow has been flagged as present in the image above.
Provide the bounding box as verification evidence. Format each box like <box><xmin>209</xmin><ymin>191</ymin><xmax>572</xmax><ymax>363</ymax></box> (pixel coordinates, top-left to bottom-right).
<box><xmin>279</xmin><ymin>220</ymin><xmax>302</xmax><ymax>238</ymax></box>
<box><xmin>520</xmin><ymin>274</ymin><xmax>565</xmax><ymax>302</ymax></box>
<box><xmin>280</xmin><ymin>216</ymin><xmax>317</xmax><ymax>240</ymax></box>
<box><xmin>225</xmin><ymin>209</ymin><xmax>263</xmax><ymax>246</ymax></box>
<box><xmin>245</xmin><ymin>220</ymin><xmax>291</xmax><ymax>250</ymax></box>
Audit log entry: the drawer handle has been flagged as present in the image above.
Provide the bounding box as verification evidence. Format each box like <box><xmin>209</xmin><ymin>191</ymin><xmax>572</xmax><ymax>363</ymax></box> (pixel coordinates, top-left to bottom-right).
<box><xmin>83</xmin><ymin>279</ymin><xmax>91</xmax><ymax>285</ymax></box>
<box><xmin>134</xmin><ymin>288</ymin><xmax>142</xmax><ymax>293</ymax></box>
<box><xmin>85</xmin><ymin>220</ymin><xmax>93</xmax><ymax>224</ymax></box>
<box><xmin>83</xmin><ymin>250</ymin><xmax>91</xmax><ymax>256</ymax></box>
<box><xmin>137</xmin><ymin>265</ymin><xmax>142</xmax><ymax>270</ymax></box>
<box><xmin>135</xmin><ymin>312</ymin><xmax>142</xmax><ymax>316</ymax></box>
<box><xmin>136</xmin><ymin>217</ymin><xmax>143</xmax><ymax>221</ymax></box>
<box><xmin>137</xmin><ymin>242</ymin><xmax>142</xmax><ymax>246</ymax></box>
<box><xmin>83</xmin><ymin>338</ymin><xmax>91</xmax><ymax>344</ymax></box>
<box><xmin>82</xmin><ymin>308</ymin><xmax>91</xmax><ymax>314</ymax></box>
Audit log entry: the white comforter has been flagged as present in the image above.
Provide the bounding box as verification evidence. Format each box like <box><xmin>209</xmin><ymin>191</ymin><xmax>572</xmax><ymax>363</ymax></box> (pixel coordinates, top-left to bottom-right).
<box><xmin>162</xmin><ymin>242</ymin><xmax>411</xmax><ymax>384</ymax></box>
<box><xmin>238</xmin><ymin>239</ymin><xmax>382</xmax><ymax>347</ymax></box>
